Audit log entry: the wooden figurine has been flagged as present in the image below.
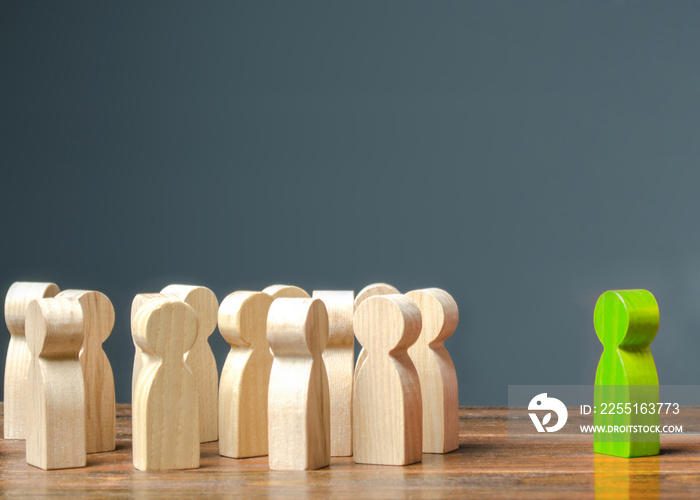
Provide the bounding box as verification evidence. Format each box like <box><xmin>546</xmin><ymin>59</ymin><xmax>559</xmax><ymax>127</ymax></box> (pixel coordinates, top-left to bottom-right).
<box><xmin>354</xmin><ymin>283</ymin><xmax>400</xmax><ymax>309</ymax></box>
<box><xmin>312</xmin><ymin>290</ymin><xmax>354</xmax><ymax>457</ymax></box>
<box><xmin>58</xmin><ymin>290</ymin><xmax>116</xmax><ymax>454</ymax></box>
<box><xmin>353</xmin><ymin>283</ymin><xmax>400</xmax><ymax>387</ymax></box>
<box><xmin>4</xmin><ymin>281</ymin><xmax>60</xmax><ymax>439</ymax></box>
<box><xmin>263</xmin><ymin>284</ymin><xmax>310</xmax><ymax>299</ymax></box>
<box><xmin>267</xmin><ymin>298</ymin><xmax>330</xmax><ymax>470</ymax></box>
<box><xmin>132</xmin><ymin>297</ymin><xmax>200</xmax><ymax>471</ymax></box>
<box><xmin>130</xmin><ymin>293</ymin><xmax>163</xmax><ymax>404</ymax></box>
<box><xmin>593</xmin><ymin>289</ymin><xmax>660</xmax><ymax>458</ymax></box>
<box><xmin>26</xmin><ymin>297</ymin><xmax>86</xmax><ymax>470</ymax></box>
<box><xmin>406</xmin><ymin>288</ymin><xmax>459</xmax><ymax>454</ymax></box>
<box><xmin>353</xmin><ymin>295</ymin><xmax>422</xmax><ymax>466</ymax></box>
<box><xmin>218</xmin><ymin>291</ymin><xmax>274</xmax><ymax>458</ymax></box>
<box><xmin>161</xmin><ymin>284</ymin><xmax>219</xmax><ymax>443</ymax></box>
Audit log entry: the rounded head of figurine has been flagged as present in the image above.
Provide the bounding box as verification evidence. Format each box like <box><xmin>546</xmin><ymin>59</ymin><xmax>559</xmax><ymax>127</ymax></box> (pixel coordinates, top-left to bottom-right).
<box><xmin>593</xmin><ymin>290</ymin><xmax>659</xmax><ymax>348</ymax></box>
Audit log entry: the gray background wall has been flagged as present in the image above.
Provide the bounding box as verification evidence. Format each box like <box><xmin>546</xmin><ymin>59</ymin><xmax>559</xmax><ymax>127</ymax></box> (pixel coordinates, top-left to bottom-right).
<box><xmin>2</xmin><ymin>1</ymin><xmax>699</xmax><ymax>406</ymax></box>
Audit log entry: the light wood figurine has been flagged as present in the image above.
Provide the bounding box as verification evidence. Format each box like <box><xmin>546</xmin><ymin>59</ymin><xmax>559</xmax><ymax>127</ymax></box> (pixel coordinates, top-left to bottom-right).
<box><xmin>353</xmin><ymin>295</ymin><xmax>422</xmax><ymax>466</ymax></box>
<box><xmin>406</xmin><ymin>288</ymin><xmax>459</xmax><ymax>454</ymax></box>
<box><xmin>161</xmin><ymin>284</ymin><xmax>219</xmax><ymax>443</ymax></box>
<box><xmin>267</xmin><ymin>298</ymin><xmax>330</xmax><ymax>470</ymax></box>
<box><xmin>353</xmin><ymin>283</ymin><xmax>400</xmax><ymax>387</ymax></box>
<box><xmin>312</xmin><ymin>290</ymin><xmax>354</xmax><ymax>457</ymax></box>
<box><xmin>58</xmin><ymin>290</ymin><xmax>116</xmax><ymax>454</ymax></box>
<box><xmin>4</xmin><ymin>281</ymin><xmax>60</xmax><ymax>439</ymax></box>
<box><xmin>218</xmin><ymin>291</ymin><xmax>274</xmax><ymax>458</ymax></box>
<box><xmin>354</xmin><ymin>283</ymin><xmax>400</xmax><ymax>309</ymax></box>
<box><xmin>130</xmin><ymin>293</ymin><xmax>163</xmax><ymax>404</ymax></box>
<box><xmin>263</xmin><ymin>284</ymin><xmax>310</xmax><ymax>299</ymax></box>
<box><xmin>131</xmin><ymin>293</ymin><xmax>163</xmax><ymax>404</ymax></box>
<box><xmin>132</xmin><ymin>297</ymin><xmax>200</xmax><ymax>471</ymax></box>
<box><xmin>26</xmin><ymin>297</ymin><xmax>86</xmax><ymax>470</ymax></box>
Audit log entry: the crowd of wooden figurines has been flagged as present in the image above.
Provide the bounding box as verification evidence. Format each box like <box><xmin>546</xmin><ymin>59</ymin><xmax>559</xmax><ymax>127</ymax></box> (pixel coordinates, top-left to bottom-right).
<box><xmin>3</xmin><ymin>282</ymin><xmax>459</xmax><ymax>471</ymax></box>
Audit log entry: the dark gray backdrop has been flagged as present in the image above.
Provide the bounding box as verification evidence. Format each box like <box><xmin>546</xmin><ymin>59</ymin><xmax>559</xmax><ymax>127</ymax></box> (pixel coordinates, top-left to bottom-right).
<box><xmin>2</xmin><ymin>1</ymin><xmax>699</xmax><ymax>406</ymax></box>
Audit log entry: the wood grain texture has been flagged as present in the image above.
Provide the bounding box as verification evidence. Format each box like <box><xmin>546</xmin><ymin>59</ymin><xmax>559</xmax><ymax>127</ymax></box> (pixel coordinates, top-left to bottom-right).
<box><xmin>263</xmin><ymin>284</ymin><xmax>310</xmax><ymax>299</ymax></box>
<box><xmin>218</xmin><ymin>291</ymin><xmax>274</xmax><ymax>458</ymax></box>
<box><xmin>132</xmin><ymin>297</ymin><xmax>200</xmax><ymax>471</ymax></box>
<box><xmin>353</xmin><ymin>294</ymin><xmax>422</xmax><ymax>466</ymax></box>
<box><xmin>4</xmin><ymin>404</ymin><xmax>700</xmax><ymax>498</ymax></box>
<box><xmin>25</xmin><ymin>297</ymin><xmax>85</xmax><ymax>470</ymax></box>
<box><xmin>406</xmin><ymin>288</ymin><xmax>459</xmax><ymax>454</ymax></box>
<box><xmin>354</xmin><ymin>283</ymin><xmax>400</xmax><ymax>309</ymax></box>
<box><xmin>353</xmin><ymin>283</ymin><xmax>400</xmax><ymax>389</ymax></box>
<box><xmin>594</xmin><ymin>453</ymin><xmax>660</xmax><ymax>499</ymax></box>
<box><xmin>57</xmin><ymin>290</ymin><xmax>116</xmax><ymax>454</ymax></box>
<box><xmin>161</xmin><ymin>285</ymin><xmax>219</xmax><ymax>443</ymax></box>
<box><xmin>593</xmin><ymin>289</ymin><xmax>660</xmax><ymax>458</ymax></box>
<box><xmin>312</xmin><ymin>290</ymin><xmax>354</xmax><ymax>457</ymax></box>
<box><xmin>267</xmin><ymin>298</ymin><xmax>330</xmax><ymax>470</ymax></box>
<box><xmin>3</xmin><ymin>281</ymin><xmax>60</xmax><ymax>439</ymax></box>
<box><xmin>130</xmin><ymin>293</ymin><xmax>163</xmax><ymax>404</ymax></box>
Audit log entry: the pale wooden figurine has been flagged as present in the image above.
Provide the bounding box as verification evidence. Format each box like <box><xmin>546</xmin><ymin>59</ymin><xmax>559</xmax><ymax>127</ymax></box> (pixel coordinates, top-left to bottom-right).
<box><xmin>406</xmin><ymin>288</ymin><xmax>459</xmax><ymax>454</ymax></box>
<box><xmin>267</xmin><ymin>298</ymin><xmax>330</xmax><ymax>470</ymax></box>
<box><xmin>354</xmin><ymin>283</ymin><xmax>400</xmax><ymax>309</ymax></box>
<box><xmin>353</xmin><ymin>283</ymin><xmax>400</xmax><ymax>387</ymax></box>
<box><xmin>4</xmin><ymin>281</ymin><xmax>60</xmax><ymax>439</ymax></box>
<box><xmin>132</xmin><ymin>297</ymin><xmax>200</xmax><ymax>471</ymax></box>
<box><xmin>263</xmin><ymin>284</ymin><xmax>310</xmax><ymax>299</ymax></box>
<box><xmin>312</xmin><ymin>290</ymin><xmax>354</xmax><ymax>457</ymax></box>
<box><xmin>353</xmin><ymin>295</ymin><xmax>422</xmax><ymax>466</ymax></box>
<box><xmin>58</xmin><ymin>290</ymin><xmax>116</xmax><ymax>454</ymax></box>
<box><xmin>130</xmin><ymin>293</ymin><xmax>163</xmax><ymax>403</ymax></box>
<box><xmin>26</xmin><ymin>297</ymin><xmax>85</xmax><ymax>470</ymax></box>
<box><xmin>161</xmin><ymin>284</ymin><xmax>219</xmax><ymax>443</ymax></box>
<box><xmin>218</xmin><ymin>291</ymin><xmax>274</xmax><ymax>458</ymax></box>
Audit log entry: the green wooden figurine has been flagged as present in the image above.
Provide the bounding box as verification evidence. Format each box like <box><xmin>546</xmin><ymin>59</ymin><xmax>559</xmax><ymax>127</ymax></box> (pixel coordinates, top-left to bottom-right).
<box><xmin>593</xmin><ymin>290</ymin><xmax>660</xmax><ymax>458</ymax></box>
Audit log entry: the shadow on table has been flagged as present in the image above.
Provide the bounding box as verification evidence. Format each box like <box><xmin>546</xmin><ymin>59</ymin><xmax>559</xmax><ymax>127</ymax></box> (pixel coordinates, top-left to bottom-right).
<box><xmin>594</xmin><ymin>454</ymin><xmax>659</xmax><ymax>500</ymax></box>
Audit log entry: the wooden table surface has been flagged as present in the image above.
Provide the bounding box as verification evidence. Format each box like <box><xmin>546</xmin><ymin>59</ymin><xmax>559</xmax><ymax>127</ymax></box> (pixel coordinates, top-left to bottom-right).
<box><xmin>1</xmin><ymin>404</ymin><xmax>700</xmax><ymax>498</ymax></box>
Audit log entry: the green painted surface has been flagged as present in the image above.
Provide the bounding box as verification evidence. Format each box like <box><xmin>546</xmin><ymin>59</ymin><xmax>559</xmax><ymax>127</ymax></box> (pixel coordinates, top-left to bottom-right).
<box><xmin>593</xmin><ymin>290</ymin><xmax>660</xmax><ymax>458</ymax></box>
